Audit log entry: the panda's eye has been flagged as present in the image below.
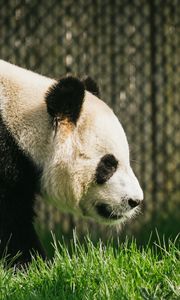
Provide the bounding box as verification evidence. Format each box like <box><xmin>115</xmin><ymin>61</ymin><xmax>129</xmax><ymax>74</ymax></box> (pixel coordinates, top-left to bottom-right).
<box><xmin>95</xmin><ymin>154</ymin><xmax>118</xmax><ymax>184</ymax></box>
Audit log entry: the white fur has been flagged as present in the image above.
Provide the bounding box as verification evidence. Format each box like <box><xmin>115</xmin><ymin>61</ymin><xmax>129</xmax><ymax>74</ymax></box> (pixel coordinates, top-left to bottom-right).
<box><xmin>0</xmin><ymin>60</ymin><xmax>55</xmax><ymax>166</ymax></box>
<box><xmin>0</xmin><ymin>60</ymin><xmax>143</xmax><ymax>225</ymax></box>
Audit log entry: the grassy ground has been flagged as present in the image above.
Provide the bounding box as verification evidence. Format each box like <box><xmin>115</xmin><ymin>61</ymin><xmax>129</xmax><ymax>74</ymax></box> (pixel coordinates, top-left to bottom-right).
<box><xmin>0</xmin><ymin>235</ymin><xmax>179</xmax><ymax>300</ymax></box>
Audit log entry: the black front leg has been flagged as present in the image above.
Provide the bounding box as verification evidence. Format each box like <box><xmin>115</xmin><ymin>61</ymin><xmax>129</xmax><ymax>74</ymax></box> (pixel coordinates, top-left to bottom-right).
<box><xmin>0</xmin><ymin>218</ymin><xmax>46</xmax><ymax>267</ymax></box>
<box><xmin>0</xmin><ymin>113</ymin><xmax>46</xmax><ymax>267</ymax></box>
<box><xmin>0</xmin><ymin>190</ymin><xmax>46</xmax><ymax>267</ymax></box>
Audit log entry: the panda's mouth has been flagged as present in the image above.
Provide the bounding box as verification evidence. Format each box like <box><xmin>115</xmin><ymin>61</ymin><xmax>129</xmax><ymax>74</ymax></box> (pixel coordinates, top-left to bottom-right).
<box><xmin>95</xmin><ymin>203</ymin><xmax>122</xmax><ymax>220</ymax></box>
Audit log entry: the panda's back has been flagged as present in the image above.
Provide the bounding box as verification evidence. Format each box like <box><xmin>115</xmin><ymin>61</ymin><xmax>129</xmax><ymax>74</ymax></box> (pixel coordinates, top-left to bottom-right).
<box><xmin>0</xmin><ymin>60</ymin><xmax>55</xmax><ymax>107</ymax></box>
<box><xmin>0</xmin><ymin>60</ymin><xmax>55</xmax><ymax>167</ymax></box>
<box><xmin>0</xmin><ymin>60</ymin><xmax>53</xmax><ymax>91</ymax></box>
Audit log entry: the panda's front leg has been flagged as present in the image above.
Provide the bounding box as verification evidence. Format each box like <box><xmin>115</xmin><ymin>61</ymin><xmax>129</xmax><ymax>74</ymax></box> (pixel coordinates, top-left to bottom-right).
<box><xmin>0</xmin><ymin>223</ymin><xmax>46</xmax><ymax>267</ymax></box>
<box><xmin>0</xmin><ymin>109</ymin><xmax>47</xmax><ymax>267</ymax></box>
<box><xmin>0</xmin><ymin>197</ymin><xmax>46</xmax><ymax>267</ymax></box>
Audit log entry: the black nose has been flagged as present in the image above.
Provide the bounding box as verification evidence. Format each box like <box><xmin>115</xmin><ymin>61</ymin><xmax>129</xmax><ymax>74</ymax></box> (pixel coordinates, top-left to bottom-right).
<box><xmin>128</xmin><ymin>198</ymin><xmax>140</xmax><ymax>208</ymax></box>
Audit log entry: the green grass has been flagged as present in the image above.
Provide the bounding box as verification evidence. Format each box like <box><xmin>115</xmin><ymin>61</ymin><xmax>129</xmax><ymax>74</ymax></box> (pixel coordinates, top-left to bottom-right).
<box><xmin>0</xmin><ymin>234</ymin><xmax>179</xmax><ymax>300</ymax></box>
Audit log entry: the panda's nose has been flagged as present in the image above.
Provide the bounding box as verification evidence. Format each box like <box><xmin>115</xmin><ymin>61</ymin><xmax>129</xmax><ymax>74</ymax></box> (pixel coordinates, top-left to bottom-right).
<box><xmin>128</xmin><ymin>198</ymin><xmax>140</xmax><ymax>208</ymax></box>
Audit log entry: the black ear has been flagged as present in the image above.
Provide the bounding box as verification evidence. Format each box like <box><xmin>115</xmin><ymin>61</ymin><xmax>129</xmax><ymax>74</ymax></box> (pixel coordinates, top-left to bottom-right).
<box><xmin>82</xmin><ymin>76</ymin><xmax>100</xmax><ymax>97</ymax></box>
<box><xmin>45</xmin><ymin>76</ymin><xmax>85</xmax><ymax>124</ymax></box>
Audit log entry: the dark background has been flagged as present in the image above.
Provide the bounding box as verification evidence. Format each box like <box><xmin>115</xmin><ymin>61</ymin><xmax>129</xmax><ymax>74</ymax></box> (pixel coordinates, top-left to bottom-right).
<box><xmin>0</xmin><ymin>0</ymin><xmax>179</xmax><ymax>252</ymax></box>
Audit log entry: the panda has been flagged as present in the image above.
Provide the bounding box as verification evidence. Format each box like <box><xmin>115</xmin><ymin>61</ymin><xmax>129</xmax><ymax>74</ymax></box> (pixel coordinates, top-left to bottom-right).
<box><xmin>0</xmin><ymin>60</ymin><xmax>143</xmax><ymax>266</ymax></box>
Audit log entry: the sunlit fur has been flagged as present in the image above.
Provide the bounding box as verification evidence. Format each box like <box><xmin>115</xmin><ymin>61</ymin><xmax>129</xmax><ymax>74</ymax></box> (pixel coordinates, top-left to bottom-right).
<box><xmin>0</xmin><ymin>60</ymin><xmax>143</xmax><ymax>225</ymax></box>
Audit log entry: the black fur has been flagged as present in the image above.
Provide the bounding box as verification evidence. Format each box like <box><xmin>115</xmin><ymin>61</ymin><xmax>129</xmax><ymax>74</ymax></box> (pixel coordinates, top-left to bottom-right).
<box><xmin>83</xmin><ymin>76</ymin><xmax>100</xmax><ymax>97</ymax></box>
<box><xmin>96</xmin><ymin>203</ymin><xmax>121</xmax><ymax>220</ymax></box>
<box><xmin>45</xmin><ymin>76</ymin><xmax>85</xmax><ymax>124</ymax></box>
<box><xmin>95</xmin><ymin>154</ymin><xmax>118</xmax><ymax>184</ymax></box>
<box><xmin>0</xmin><ymin>115</ymin><xmax>45</xmax><ymax>267</ymax></box>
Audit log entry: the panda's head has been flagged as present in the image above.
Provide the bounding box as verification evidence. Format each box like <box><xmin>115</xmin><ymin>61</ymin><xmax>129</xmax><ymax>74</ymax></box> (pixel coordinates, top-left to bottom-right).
<box><xmin>43</xmin><ymin>76</ymin><xmax>143</xmax><ymax>225</ymax></box>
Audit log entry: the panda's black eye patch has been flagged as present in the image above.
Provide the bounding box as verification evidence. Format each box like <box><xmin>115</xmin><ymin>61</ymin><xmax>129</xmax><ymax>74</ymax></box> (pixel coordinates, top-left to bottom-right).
<box><xmin>95</xmin><ymin>154</ymin><xmax>118</xmax><ymax>184</ymax></box>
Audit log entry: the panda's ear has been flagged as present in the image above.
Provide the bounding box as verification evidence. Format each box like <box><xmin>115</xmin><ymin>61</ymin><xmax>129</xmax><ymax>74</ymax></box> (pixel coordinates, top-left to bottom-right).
<box><xmin>45</xmin><ymin>76</ymin><xmax>85</xmax><ymax>124</ymax></box>
<box><xmin>82</xmin><ymin>76</ymin><xmax>100</xmax><ymax>97</ymax></box>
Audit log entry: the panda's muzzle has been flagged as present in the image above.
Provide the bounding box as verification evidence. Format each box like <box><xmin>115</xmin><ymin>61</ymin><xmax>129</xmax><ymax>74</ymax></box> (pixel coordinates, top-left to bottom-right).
<box><xmin>95</xmin><ymin>203</ymin><xmax>122</xmax><ymax>220</ymax></box>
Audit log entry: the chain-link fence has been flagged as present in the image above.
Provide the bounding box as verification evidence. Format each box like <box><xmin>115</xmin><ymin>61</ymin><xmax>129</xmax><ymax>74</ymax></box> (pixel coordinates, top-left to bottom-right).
<box><xmin>0</xmin><ymin>0</ymin><xmax>179</xmax><ymax>244</ymax></box>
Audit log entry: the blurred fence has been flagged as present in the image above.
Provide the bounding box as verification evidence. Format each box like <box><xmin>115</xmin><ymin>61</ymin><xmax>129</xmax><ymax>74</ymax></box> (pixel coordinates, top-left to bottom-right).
<box><xmin>0</xmin><ymin>0</ymin><xmax>179</xmax><ymax>243</ymax></box>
